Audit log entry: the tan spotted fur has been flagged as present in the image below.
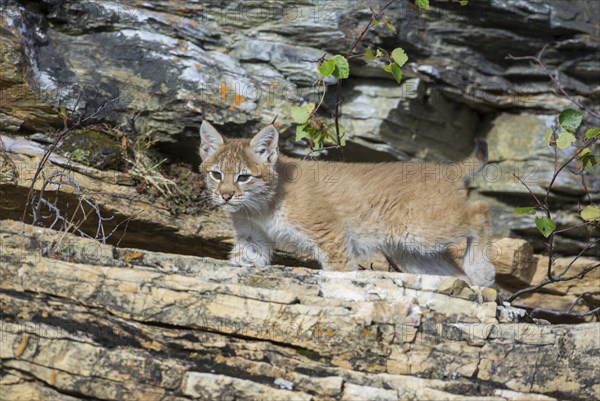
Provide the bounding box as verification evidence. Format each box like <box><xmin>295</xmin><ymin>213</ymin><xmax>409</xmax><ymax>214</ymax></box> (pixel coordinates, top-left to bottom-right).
<box><xmin>199</xmin><ymin>121</ymin><xmax>495</xmax><ymax>286</ymax></box>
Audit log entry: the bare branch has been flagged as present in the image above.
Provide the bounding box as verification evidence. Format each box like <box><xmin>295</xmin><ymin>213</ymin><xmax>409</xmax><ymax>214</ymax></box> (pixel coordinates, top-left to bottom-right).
<box><xmin>332</xmin><ymin>0</ymin><xmax>396</xmax><ymax>160</ymax></box>
<box><xmin>524</xmin><ymin>306</ymin><xmax>600</xmax><ymax>319</ymax></box>
<box><xmin>505</xmin><ymin>44</ymin><xmax>599</xmax><ymax>321</ymax></box>
<box><xmin>543</xmin><ymin>136</ymin><xmax>599</xmax><ymax>205</ymax></box>
<box><xmin>554</xmin><ymin>238</ymin><xmax>600</xmax><ymax>279</ymax></box>
<box><xmin>506</xmin><ymin>44</ymin><xmax>600</xmax><ymax>120</ymax></box>
<box><xmin>512</xmin><ymin>173</ymin><xmax>548</xmax><ymax>214</ymax></box>
<box><xmin>21</xmin><ymin>97</ymin><xmax>120</xmax><ymax>223</ymax></box>
<box><xmin>303</xmin><ymin>0</ymin><xmax>397</xmax><ymax>160</ymax></box>
<box><xmin>567</xmin><ymin>291</ymin><xmax>600</xmax><ymax>313</ymax></box>
<box><xmin>507</xmin><ymin>263</ymin><xmax>599</xmax><ymax>303</ymax></box>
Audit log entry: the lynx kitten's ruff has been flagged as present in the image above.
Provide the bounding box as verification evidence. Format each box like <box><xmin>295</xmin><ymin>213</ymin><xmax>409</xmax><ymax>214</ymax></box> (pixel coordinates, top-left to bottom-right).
<box><xmin>200</xmin><ymin>121</ymin><xmax>496</xmax><ymax>286</ymax></box>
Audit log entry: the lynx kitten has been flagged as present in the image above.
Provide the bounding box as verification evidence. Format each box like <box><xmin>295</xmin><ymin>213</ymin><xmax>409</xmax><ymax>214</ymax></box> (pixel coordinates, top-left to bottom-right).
<box><xmin>200</xmin><ymin>121</ymin><xmax>495</xmax><ymax>286</ymax></box>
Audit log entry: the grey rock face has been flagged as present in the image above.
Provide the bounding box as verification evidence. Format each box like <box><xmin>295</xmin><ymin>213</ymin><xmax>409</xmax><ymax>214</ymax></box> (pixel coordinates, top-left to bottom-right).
<box><xmin>1</xmin><ymin>0</ymin><xmax>598</xmax><ymax>253</ymax></box>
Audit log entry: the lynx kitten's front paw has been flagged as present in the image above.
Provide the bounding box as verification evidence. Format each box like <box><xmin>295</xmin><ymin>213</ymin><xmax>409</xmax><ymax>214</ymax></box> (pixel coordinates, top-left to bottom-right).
<box><xmin>230</xmin><ymin>242</ymin><xmax>271</xmax><ymax>266</ymax></box>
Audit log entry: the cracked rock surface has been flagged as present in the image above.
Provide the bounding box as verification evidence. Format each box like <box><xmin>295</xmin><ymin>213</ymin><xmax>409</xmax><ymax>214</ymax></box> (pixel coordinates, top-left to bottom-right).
<box><xmin>1</xmin><ymin>219</ymin><xmax>599</xmax><ymax>400</ymax></box>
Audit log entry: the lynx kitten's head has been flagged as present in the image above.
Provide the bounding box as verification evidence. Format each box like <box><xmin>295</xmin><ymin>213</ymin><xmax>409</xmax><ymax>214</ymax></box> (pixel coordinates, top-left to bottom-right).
<box><xmin>199</xmin><ymin>121</ymin><xmax>279</xmax><ymax>213</ymax></box>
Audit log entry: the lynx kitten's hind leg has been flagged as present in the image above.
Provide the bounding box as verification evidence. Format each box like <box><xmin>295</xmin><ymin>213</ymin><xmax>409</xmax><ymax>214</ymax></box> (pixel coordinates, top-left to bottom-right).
<box><xmin>462</xmin><ymin>202</ymin><xmax>496</xmax><ymax>287</ymax></box>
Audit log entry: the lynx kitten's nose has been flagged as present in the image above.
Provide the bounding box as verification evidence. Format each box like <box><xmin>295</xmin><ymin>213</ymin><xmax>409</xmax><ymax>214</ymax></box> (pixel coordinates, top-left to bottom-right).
<box><xmin>221</xmin><ymin>192</ymin><xmax>234</xmax><ymax>202</ymax></box>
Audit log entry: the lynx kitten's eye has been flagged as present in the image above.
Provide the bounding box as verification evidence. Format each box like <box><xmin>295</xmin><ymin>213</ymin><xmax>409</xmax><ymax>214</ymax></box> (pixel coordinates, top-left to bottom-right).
<box><xmin>237</xmin><ymin>174</ymin><xmax>251</xmax><ymax>183</ymax></box>
<box><xmin>210</xmin><ymin>171</ymin><xmax>222</xmax><ymax>181</ymax></box>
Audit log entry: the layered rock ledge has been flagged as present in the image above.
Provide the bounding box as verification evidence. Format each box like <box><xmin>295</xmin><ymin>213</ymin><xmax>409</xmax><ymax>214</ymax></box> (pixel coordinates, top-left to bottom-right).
<box><xmin>2</xmin><ymin>145</ymin><xmax>597</xmax><ymax>319</ymax></box>
<box><xmin>1</xmin><ymin>219</ymin><xmax>599</xmax><ymax>401</ymax></box>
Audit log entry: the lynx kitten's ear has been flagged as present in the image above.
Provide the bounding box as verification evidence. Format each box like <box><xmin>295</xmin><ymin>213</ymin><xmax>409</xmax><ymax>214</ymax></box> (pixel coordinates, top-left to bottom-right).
<box><xmin>250</xmin><ymin>125</ymin><xmax>279</xmax><ymax>163</ymax></box>
<box><xmin>199</xmin><ymin>121</ymin><xmax>224</xmax><ymax>160</ymax></box>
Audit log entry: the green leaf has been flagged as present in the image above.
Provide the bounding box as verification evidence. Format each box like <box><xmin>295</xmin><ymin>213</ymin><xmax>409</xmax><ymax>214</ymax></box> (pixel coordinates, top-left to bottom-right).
<box><xmin>582</xmin><ymin>157</ymin><xmax>597</xmax><ymax>172</ymax></box>
<box><xmin>376</xmin><ymin>48</ymin><xmax>388</xmax><ymax>58</ymax></box>
<box><xmin>535</xmin><ymin>216</ymin><xmax>556</xmax><ymax>238</ymax></box>
<box><xmin>313</xmin><ymin>128</ymin><xmax>327</xmax><ymax>150</ymax></box>
<box><xmin>585</xmin><ymin>128</ymin><xmax>600</xmax><ymax>140</ymax></box>
<box><xmin>385</xmin><ymin>17</ymin><xmax>397</xmax><ymax>34</ymax></box>
<box><xmin>372</xmin><ymin>18</ymin><xmax>379</xmax><ymax>25</ymax></box>
<box><xmin>383</xmin><ymin>63</ymin><xmax>393</xmax><ymax>73</ymax></box>
<box><xmin>335</xmin><ymin>124</ymin><xmax>346</xmax><ymax>146</ymax></box>
<box><xmin>324</xmin><ymin>131</ymin><xmax>337</xmax><ymax>146</ymax></box>
<box><xmin>365</xmin><ymin>48</ymin><xmax>376</xmax><ymax>60</ymax></box>
<box><xmin>578</xmin><ymin>148</ymin><xmax>598</xmax><ymax>172</ymax></box>
<box><xmin>581</xmin><ymin>157</ymin><xmax>598</xmax><ymax>172</ymax></box>
<box><xmin>415</xmin><ymin>0</ymin><xmax>430</xmax><ymax>9</ymax></box>
<box><xmin>291</xmin><ymin>103</ymin><xmax>315</xmax><ymax>124</ymax></box>
<box><xmin>295</xmin><ymin>124</ymin><xmax>311</xmax><ymax>142</ymax></box>
<box><xmin>581</xmin><ymin>205</ymin><xmax>600</xmax><ymax>221</ymax></box>
<box><xmin>331</xmin><ymin>55</ymin><xmax>350</xmax><ymax>79</ymax></box>
<box><xmin>556</xmin><ymin>131</ymin><xmax>576</xmax><ymax>149</ymax></box>
<box><xmin>515</xmin><ymin>207</ymin><xmax>536</xmax><ymax>215</ymax></box>
<box><xmin>558</xmin><ymin>108</ymin><xmax>583</xmax><ymax>132</ymax></box>
<box><xmin>459</xmin><ymin>0</ymin><xmax>469</xmax><ymax>5</ymax></box>
<box><xmin>339</xmin><ymin>126</ymin><xmax>346</xmax><ymax>146</ymax></box>
<box><xmin>390</xmin><ymin>63</ymin><xmax>403</xmax><ymax>84</ymax></box>
<box><xmin>391</xmin><ymin>48</ymin><xmax>408</xmax><ymax>67</ymax></box>
<box><xmin>59</xmin><ymin>107</ymin><xmax>68</xmax><ymax>124</ymax></box>
<box><xmin>318</xmin><ymin>59</ymin><xmax>336</xmax><ymax>78</ymax></box>
<box><xmin>544</xmin><ymin>129</ymin><xmax>553</xmax><ymax>146</ymax></box>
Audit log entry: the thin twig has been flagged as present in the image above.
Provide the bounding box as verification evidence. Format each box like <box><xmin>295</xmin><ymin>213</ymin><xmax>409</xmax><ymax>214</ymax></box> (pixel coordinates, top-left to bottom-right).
<box><xmin>524</xmin><ymin>306</ymin><xmax>600</xmax><ymax>319</ymax></box>
<box><xmin>333</xmin><ymin>79</ymin><xmax>345</xmax><ymax>161</ymax></box>
<box><xmin>512</xmin><ymin>173</ymin><xmax>546</xmax><ymax>212</ymax></box>
<box><xmin>546</xmin><ymin>123</ymin><xmax>559</xmax><ymax>204</ymax></box>
<box><xmin>21</xmin><ymin>98</ymin><xmax>120</xmax><ymax>223</ymax></box>
<box><xmin>305</xmin><ymin>0</ymin><xmax>397</xmax><ymax>160</ymax></box>
<box><xmin>568</xmin><ymin>291</ymin><xmax>600</xmax><ymax>313</ymax></box>
<box><xmin>543</xmin><ymin>136</ymin><xmax>599</xmax><ymax>205</ymax></box>
<box><xmin>507</xmin><ymin>263</ymin><xmax>599</xmax><ymax>303</ymax></box>
<box><xmin>303</xmin><ymin>145</ymin><xmax>343</xmax><ymax>160</ymax></box>
<box><xmin>553</xmin><ymin>221</ymin><xmax>596</xmax><ymax>235</ymax></box>
<box><xmin>554</xmin><ymin>238</ymin><xmax>600</xmax><ymax>279</ymax></box>
<box><xmin>579</xmin><ymin>168</ymin><xmax>593</xmax><ymax>204</ymax></box>
<box><xmin>506</xmin><ymin>44</ymin><xmax>600</xmax><ymax>120</ymax></box>
<box><xmin>33</xmin><ymin>171</ymin><xmax>129</xmax><ymax>247</ymax></box>
<box><xmin>383</xmin><ymin>252</ymin><xmax>402</xmax><ymax>272</ymax></box>
<box><xmin>505</xmin><ymin>44</ymin><xmax>599</xmax><ymax>319</ymax></box>
<box><xmin>527</xmin><ymin>127</ymin><xmax>598</xmax><ymax>294</ymax></box>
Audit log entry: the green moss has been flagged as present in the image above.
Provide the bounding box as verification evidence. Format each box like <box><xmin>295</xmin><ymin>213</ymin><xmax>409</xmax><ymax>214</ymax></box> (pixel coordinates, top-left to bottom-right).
<box><xmin>59</xmin><ymin>128</ymin><xmax>124</xmax><ymax>171</ymax></box>
<box><xmin>70</xmin><ymin>148</ymin><xmax>91</xmax><ymax>165</ymax></box>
